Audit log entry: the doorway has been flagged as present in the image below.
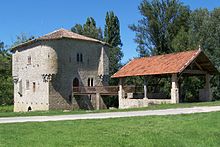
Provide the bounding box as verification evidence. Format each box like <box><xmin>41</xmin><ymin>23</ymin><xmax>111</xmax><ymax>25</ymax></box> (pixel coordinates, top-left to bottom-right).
<box><xmin>73</xmin><ymin>78</ymin><xmax>79</xmax><ymax>87</ymax></box>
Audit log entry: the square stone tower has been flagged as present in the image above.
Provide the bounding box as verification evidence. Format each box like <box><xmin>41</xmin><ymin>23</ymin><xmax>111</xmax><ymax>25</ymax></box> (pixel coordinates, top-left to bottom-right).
<box><xmin>12</xmin><ymin>29</ymin><xmax>109</xmax><ymax>112</ymax></box>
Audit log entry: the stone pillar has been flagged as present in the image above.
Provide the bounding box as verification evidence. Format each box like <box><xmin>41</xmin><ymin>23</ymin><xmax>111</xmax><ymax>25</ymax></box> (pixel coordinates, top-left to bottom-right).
<box><xmin>118</xmin><ymin>78</ymin><xmax>124</xmax><ymax>100</ymax></box>
<box><xmin>171</xmin><ymin>74</ymin><xmax>179</xmax><ymax>104</ymax></box>
<box><xmin>96</xmin><ymin>93</ymin><xmax>100</xmax><ymax>110</ymax></box>
<box><xmin>118</xmin><ymin>78</ymin><xmax>124</xmax><ymax>109</ymax></box>
<box><xmin>144</xmin><ymin>76</ymin><xmax>148</xmax><ymax>99</ymax></box>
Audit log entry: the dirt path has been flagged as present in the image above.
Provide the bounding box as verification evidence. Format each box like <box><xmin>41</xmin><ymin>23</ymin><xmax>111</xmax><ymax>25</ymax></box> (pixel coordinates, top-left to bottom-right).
<box><xmin>1</xmin><ymin>106</ymin><xmax>220</xmax><ymax>124</ymax></box>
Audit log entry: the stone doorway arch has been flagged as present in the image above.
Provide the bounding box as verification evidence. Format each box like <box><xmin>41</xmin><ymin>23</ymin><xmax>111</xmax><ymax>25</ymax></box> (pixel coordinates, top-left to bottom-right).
<box><xmin>73</xmin><ymin>78</ymin><xmax>79</xmax><ymax>87</ymax></box>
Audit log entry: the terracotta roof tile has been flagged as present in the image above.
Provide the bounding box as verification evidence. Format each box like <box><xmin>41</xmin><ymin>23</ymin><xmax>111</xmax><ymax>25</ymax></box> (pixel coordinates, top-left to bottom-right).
<box><xmin>38</xmin><ymin>28</ymin><xmax>105</xmax><ymax>43</ymax></box>
<box><xmin>112</xmin><ymin>50</ymin><xmax>201</xmax><ymax>78</ymax></box>
<box><xmin>11</xmin><ymin>28</ymin><xmax>108</xmax><ymax>51</ymax></box>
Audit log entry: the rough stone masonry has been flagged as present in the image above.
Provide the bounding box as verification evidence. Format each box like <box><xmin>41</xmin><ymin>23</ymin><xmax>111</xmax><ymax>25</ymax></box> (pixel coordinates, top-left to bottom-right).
<box><xmin>12</xmin><ymin>29</ymin><xmax>109</xmax><ymax>112</ymax></box>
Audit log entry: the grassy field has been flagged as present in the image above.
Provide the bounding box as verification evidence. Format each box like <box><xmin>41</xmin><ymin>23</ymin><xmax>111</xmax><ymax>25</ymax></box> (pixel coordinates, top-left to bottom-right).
<box><xmin>0</xmin><ymin>111</ymin><xmax>220</xmax><ymax>146</ymax></box>
<box><xmin>1</xmin><ymin>100</ymin><xmax>220</xmax><ymax>117</ymax></box>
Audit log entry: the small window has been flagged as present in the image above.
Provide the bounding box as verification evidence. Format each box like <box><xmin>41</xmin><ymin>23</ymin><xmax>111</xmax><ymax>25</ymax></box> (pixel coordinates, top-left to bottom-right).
<box><xmin>28</xmin><ymin>56</ymin><xmax>31</xmax><ymax>65</ymax></box>
<box><xmin>33</xmin><ymin>82</ymin><xmax>36</xmax><ymax>92</ymax></box>
<box><xmin>77</xmin><ymin>53</ymin><xmax>80</xmax><ymax>62</ymax></box>
<box><xmin>69</xmin><ymin>57</ymin><xmax>71</xmax><ymax>63</ymax></box>
<box><xmin>87</xmin><ymin>78</ymin><xmax>94</xmax><ymax>87</ymax></box>
<box><xmin>80</xmin><ymin>53</ymin><xmax>83</xmax><ymax>62</ymax></box>
<box><xmin>26</xmin><ymin>80</ymin><xmax>29</xmax><ymax>90</ymax></box>
<box><xmin>88</xmin><ymin>78</ymin><xmax>90</xmax><ymax>87</ymax></box>
<box><xmin>91</xmin><ymin>78</ymin><xmax>93</xmax><ymax>87</ymax></box>
<box><xmin>19</xmin><ymin>80</ymin><xmax>22</xmax><ymax>96</ymax></box>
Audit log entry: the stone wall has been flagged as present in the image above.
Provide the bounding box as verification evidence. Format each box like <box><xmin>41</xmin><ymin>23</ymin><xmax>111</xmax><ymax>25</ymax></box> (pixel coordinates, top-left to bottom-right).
<box><xmin>148</xmin><ymin>99</ymin><xmax>171</xmax><ymax>105</ymax></box>
<box><xmin>119</xmin><ymin>98</ymin><xmax>148</xmax><ymax>109</ymax></box>
<box><xmin>13</xmin><ymin>42</ymin><xmax>52</xmax><ymax>112</ymax></box>
<box><xmin>13</xmin><ymin>38</ymin><xmax>109</xmax><ymax>112</ymax></box>
<box><xmin>46</xmin><ymin>39</ymin><xmax>109</xmax><ymax>110</ymax></box>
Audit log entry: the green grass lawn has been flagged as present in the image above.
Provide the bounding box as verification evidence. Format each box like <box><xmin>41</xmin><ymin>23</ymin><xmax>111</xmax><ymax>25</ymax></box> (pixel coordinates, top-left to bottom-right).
<box><xmin>0</xmin><ymin>111</ymin><xmax>220</xmax><ymax>147</ymax></box>
<box><xmin>1</xmin><ymin>100</ymin><xmax>220</xmax><ymax>117</ymax></box>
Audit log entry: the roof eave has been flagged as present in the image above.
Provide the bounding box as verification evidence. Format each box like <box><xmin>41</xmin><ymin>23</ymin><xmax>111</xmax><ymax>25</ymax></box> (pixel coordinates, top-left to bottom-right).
<box><xmin>10</xmin><ymin>39</ymin><xmax>37</xmax><ymax>52</ymax></box>
<box><xmin>111</xmin><ymin>71</ymin><xmax>179</xmax><ymax>78</ymax></box>
<box><xmin>11</xmin><ymin>36</ymin><xmax>111</xmax><ymax>52</ymax></box>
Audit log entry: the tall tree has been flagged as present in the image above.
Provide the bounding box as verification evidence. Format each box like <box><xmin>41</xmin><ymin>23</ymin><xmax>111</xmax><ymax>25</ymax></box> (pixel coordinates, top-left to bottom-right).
<box><xmin>189</xmin><ymin>8</ymin><xmax>220</xmax><ymax>99</ymax></box>
<box><xmin>0</xmin><ymin>41</ymin><xmax>13</xmax><ymax>105</ymax></box>
<box><xmin>130</xmin><ymin>0</ymin><xmax>190</xmax><ymax>56</ymax></box>
<box><xmin>104</xmin><ymin>11</ymin><xmax>123</xmax><ymax>85</ymax></box>
<box><xmin>161</xmin><ymin>8</ymin><xmax>220</xmax><ymax>100</ymax></box>
<box><xmin>71</xmin><ymin>17</ymin><xmax>103</xmax><ymax>40</ymax></box>
<box><xmin>104</xmin><ymin>12</ymin><xmax>122</xmax><ymax>47</ymax></box>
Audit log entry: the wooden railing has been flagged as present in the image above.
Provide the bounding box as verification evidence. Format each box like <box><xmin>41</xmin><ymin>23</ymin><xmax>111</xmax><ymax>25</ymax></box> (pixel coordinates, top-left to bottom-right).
<box><xmin>73</xmin><ymin>86</ymin><xmax>119</xmax><ymax>95</ymax></box>
<box><xmin>124</xmin><ymin>86</ymin><xmax>144</xmax><ymax>93</ymax></box>
<box><xmin>73</xmin><ymin>86</ymin><xmax>144</xmax><ymax>95</ymax></box>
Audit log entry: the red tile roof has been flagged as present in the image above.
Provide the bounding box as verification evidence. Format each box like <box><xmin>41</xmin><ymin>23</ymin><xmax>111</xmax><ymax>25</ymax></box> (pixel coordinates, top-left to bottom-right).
<box><xmin>112</xmin><ymin>49</ymin><xmax>213</xmax><ymax>78</ymax></box>
<box><xmin>11</xmin><ymin>28</ymin><xmax>108</xmax><ymax>51</ymax></box>
<box><xmin>39</xmin><ymin>28</ymin><xmax>104</xmax><ymax>43</ymax></box>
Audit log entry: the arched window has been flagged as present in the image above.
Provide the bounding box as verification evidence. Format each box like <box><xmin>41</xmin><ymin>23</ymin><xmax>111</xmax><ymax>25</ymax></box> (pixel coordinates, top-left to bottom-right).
<box><xmin>87</xmin><ymin>78</ymin><xmax>94</xmax><ymax>87</ymax></box>
<box><xmin>88</xmin><ymin>78</ymin><xmax>90</xmax><ymax>86</ymax></box>
<box><xmin>91</xmin><ymin>78</ymin><xmax>93</xmax><ymax>87</ymax></box>
<box><xmin>73</xmin><ymin>78</ymin><xmax>79</xmax><ymax>87</ymax></box>
<box><xmin>80</xmin><ymin>53</ymin><xmax>83</xmax><ymax>62</ymax></box>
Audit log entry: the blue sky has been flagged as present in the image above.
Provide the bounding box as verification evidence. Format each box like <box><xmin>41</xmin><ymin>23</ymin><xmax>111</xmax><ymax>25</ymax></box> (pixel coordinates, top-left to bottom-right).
<box><xmin>1</xmin><ymin>0</ymin><xmax>220</xmax><ymax>63</ymax></box>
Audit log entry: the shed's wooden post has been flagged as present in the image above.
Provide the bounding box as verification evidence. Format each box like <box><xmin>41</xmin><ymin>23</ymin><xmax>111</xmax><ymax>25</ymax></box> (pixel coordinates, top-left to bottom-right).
<box><xmin>205</xmin><ymin>74</ymin><xmax>212</xmax><ymax>101</ymax></box>
<box><xmin>144</xmin><ymin>76</ymin><xmax>148</xmax><ymax>99</ymax></box>
<box><xmin>171</xmin><ymin>74</ymin><xmax>179</xmax><ymax>103</ymax></box>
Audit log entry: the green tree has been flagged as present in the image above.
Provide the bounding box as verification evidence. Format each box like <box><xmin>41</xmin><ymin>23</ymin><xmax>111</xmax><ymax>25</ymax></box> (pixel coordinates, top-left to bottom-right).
<box><xmin>71</xmin><ymin>24</ymin><xmax>84</xmax><ymax>35</ymax></box>
<box><xmin>104</xmin><ymin>12</ymin><xmax>122</xmax><ymax>47</ymax></box>
<box><xmin>0</xmin><ymin>41</ymin><xmax>13</xmax><ymax>105</ymax></box>
<box><xmin>130</xmin><ymin>1</ymin><xmax>220</xmax><ymax>101</ymax></box>
<box><xmin>171</xmin><ymin>8</ymin><xmax>220</xmax><ymax>99</ymax></box>
<box><xmin>104</xmin><ymin>11</ymin><xmax>123</xmax><ymax>85</ymax></box>
<box><xmin>103</xmin><ymin>11</ymin><xmax>124</xmax><ymax>107</ymax></box>
<box><xmin>130</xmin><ymin>0</ymin><xmax>190</xmax><ymax>56</ymax></box>
<box><xmin>71</xmin><ymin>17</ymin><xmax>103</xmax><ymax>40</ymax></box>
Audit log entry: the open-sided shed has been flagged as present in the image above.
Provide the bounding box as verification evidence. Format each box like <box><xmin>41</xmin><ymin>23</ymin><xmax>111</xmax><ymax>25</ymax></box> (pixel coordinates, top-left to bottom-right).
<box><xmin>112</xmin><ymin>49</ymin><xmax>219</xmax><ymax>109</ymax></box>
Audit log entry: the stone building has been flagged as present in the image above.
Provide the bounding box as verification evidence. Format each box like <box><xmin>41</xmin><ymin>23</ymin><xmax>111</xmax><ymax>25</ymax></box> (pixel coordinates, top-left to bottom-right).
<box><xmin>12</xmin><ymin>28</ymin><xmax>109</xmax><ymax>112</ymax></box>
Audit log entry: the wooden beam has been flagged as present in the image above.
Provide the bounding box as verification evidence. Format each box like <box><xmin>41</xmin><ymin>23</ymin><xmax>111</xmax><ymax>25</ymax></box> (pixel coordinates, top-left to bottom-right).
<box><xmin>199</xmin><ymin>63</ymin><xmax>210</xmax><ymax>66</ymax></box>
<box><xmin>182</xmin><ymin>69</ymin><xmax>207</xmax><ymax>75</ymax></box>
<box><xmin>194</xmin><ymin>61</ymin><xmax>204</xmax><ymax>71</ymax></box>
